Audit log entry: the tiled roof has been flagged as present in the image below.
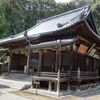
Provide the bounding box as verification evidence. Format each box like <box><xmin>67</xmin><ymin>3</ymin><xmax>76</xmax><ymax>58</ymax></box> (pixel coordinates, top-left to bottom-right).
<box><xmin>0</xmin><ymin>5</ymin><xmax>96</xmax><ymax>45</ymax></box>
<box><xmin>25</xmin><ymin>38</ymin><xmax>78</xmax><ymax>49</ymax></box>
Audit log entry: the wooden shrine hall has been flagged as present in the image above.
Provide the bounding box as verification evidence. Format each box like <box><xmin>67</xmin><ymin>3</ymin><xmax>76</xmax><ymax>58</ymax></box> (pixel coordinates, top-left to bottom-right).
<box><xmin>0</xmin><ymin>5</ymin><xmax>100</xmax><ymax>96</ymax></box>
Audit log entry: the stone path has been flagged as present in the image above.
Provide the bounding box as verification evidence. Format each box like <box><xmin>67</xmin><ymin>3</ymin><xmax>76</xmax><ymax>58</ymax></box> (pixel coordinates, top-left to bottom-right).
<box><xmin>0</xmin><ymin>85</ymin><xmax>32</xmax><ymax>100</ymax></box>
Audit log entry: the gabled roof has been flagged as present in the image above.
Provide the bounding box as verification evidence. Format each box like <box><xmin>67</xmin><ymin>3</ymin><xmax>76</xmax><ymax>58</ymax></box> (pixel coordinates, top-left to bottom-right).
<box><xmin>0</xmin><ymin>5</ymin><xmax>99</xmax><ymax>45</ymax></box>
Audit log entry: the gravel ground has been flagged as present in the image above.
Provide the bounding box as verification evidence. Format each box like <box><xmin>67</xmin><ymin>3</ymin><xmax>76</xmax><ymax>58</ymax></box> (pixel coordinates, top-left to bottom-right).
<box><xmin>1</xmin><ymin>84</ymin><xmax>100</xmax><ymax>100</ymax></box>
<box><xmin>10</xmin><ymin>90</ymin><xmax>100</xmax><ymax>100</ymax></box>
<box><xmin>0</xmin><ymin>85</ymin><xmax>32</xmax><ymax>100</ymax></box>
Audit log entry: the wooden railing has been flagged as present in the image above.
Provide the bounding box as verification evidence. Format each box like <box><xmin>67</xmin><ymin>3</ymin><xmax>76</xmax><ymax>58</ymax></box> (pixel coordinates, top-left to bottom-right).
<box><xmin>71</xmin><ymin>71</ymin><xmax>98</xmax><ymax>79</ymax></box>
<box><xmin>33</xmin><ymin>71</ymin><xmax>69</xmax><ymax>81</ymax></box>
<box><xmin>34</xmin><ymin>72</ymin><xmax>58</xmax><ymax>78</ymax></box>
<box><xmin>33</xmin><ymin>69</ymin><xmax>99</xmax><ymax>81</ymax></box>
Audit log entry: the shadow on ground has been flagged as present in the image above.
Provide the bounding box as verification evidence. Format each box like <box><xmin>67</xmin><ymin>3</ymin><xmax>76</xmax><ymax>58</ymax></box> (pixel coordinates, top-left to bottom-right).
<box><xmin>0</xmin><ymin>85</ymin><xmax>10</xmax><ymax>89</ymax></box>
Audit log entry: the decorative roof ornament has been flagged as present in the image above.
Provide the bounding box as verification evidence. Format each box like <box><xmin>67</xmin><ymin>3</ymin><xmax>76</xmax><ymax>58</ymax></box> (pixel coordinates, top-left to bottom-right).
<box><xmin>37</xmin><ymin>20</ymin><xmax>41</xmax><ymax>24</ymax></box>
<box><xmin>10</xmin><ymin>35</ymin><xmax>14</xmax><ymax>38</ymax></box>
<box><xmin>79</xmin><ymin>10</ymin><xmax>87</xmax><ymax>19</ymax></box>
<box><xmin>57</xmin><ymin>23</ymin><xmax>63</xmax><ymax>28</ymax></box>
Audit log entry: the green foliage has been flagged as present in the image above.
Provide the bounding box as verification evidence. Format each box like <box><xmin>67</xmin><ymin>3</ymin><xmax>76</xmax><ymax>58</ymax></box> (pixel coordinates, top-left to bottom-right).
<box><xmin>91</xmin><ymin>0</ymin><xmax>100</xmax><ymax>35</ymax></box>
<box><xmin>0</xmin><ymin>3</ymin><xmax>11</xmax><ymax>38</ymax></box>
<box><xmin>4</xmin><ymin>65</ymin><xmax>8</xmax><ymax>72</ymax></box>
<box><xmin>0</xmin><ymin>0</ymin><xmax>100</xmax><ymax>37</ymax></box>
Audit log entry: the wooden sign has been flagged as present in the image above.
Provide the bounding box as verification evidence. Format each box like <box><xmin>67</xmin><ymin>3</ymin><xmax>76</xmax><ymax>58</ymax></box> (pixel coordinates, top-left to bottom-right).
<box><xmin>77</xmin><ymin>44</ymin><xmax>88</xmax><ymax>54</ymax></box>
<box><xmin>34</xmin><ymin>81</ymin><xmax>40</xmax><ymax>84</ymax></box>
<box><xmin>88</xmin><ymin>49</ymin><xmax>96</xmax><ymax>57</ymax></box>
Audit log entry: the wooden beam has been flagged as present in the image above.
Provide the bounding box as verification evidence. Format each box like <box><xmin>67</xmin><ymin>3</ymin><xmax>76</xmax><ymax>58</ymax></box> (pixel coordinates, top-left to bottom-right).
<box><xmin>12</xmin><ymin>47</ymin><xmax>27</xmax><ymax>53</ymax></box>
<box><xmin>12</xmin><ymin>42</ymin><xmax>27</xmax><ymax>46</ymax></box>
<box><xmin>86</xmin><ymin>43</ymin><xmax>96</xmax><ymax>55</ymax></box>
<box><xmin>78</xmin><ymin>36</ymin><xmax>90</xmax><ymax>44</ymax></box>
<box><xmin>26</xmin><ymin>49</ymin><xmax>31</xmax><ymax>76</ymax></box>
<box><xmin>62</xmin><ymin>47</ymin><xmax>71</xmax><ymax>52</ymax></box>
<box><xmin>8</xmin><ymin>50</ymin><xmax>13</xmax><ymax>74</ymax></box>
<box><xmin>38</xmin><ymin>51</ymin><xmax>42</xmax><ymax>72</ymax></box>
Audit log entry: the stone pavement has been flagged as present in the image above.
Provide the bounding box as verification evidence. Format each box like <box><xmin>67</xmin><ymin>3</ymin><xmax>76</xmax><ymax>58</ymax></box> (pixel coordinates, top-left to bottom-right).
<box><xmin>0</xmin><ymin>85</ymin><xmax>32</xmax><ymax>100</ymax></box>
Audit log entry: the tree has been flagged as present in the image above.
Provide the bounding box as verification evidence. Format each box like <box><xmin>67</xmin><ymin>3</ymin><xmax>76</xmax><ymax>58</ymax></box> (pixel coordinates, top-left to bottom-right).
<box><xmin>92</xmin><ymin>1</ymin><xmax>100</xmax><ymax>35</ymax></box>
<box><xmin>0</xmin><ymin>3</ymin><xmax>11</xmax><ymax>38</ymax></box>
<box><xmin>0</xmin><ymin>0</ymin><xmax>100</xmax><ymax>37</ymax></box>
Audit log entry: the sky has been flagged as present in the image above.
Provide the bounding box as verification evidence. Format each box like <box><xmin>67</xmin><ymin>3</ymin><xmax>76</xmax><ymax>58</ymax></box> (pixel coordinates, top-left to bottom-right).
<box><xmin>55</xmin><ymin>0</ymin><xmax>72</xmax><ymax>3</ymax></box>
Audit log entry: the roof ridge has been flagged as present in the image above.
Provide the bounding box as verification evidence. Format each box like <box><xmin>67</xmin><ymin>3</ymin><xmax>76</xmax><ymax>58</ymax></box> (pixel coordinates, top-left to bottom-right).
<box><xmin>37</xmin><ymin>5</ymin><xmax>90</xmax><ymax>23</ymax></box>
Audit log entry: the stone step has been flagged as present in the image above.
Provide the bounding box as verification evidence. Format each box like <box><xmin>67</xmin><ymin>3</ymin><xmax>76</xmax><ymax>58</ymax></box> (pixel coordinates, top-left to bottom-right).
<box><xmin>0</xmin><ymin>79</ymin><xmax>31</xmax><ymax>90</ymax></box>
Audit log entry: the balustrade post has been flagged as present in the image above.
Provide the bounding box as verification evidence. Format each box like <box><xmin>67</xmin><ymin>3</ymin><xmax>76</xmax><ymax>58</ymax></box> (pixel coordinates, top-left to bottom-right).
<box><xmin>67</xmin><ymin>81</ymin><xmax>70</xmax><ymax>92</ymax></box>
<box><xmin>57</xmin><ymin>69</ymin><xmax>60</xmax><ymax>97</ymax></box>
<box><xmin>96</xmin><ymin>79</ymin><xmax>99</xmax><ymax>88</ymax></box>
<box><xmin>76</xmin><ymin>67</ymin><xmax>81</xmax><ymax>92</ymax></box>
<box><xmin>67</xmin><ymin>70</ymin><xmax>70</xmax><ymax>91</ymax></box>
<box><xmin>88</xmin><ymin>80</ymin><xmax>91</xmax><ymax>90</ymax></box>
<box><xmin>31</xmin><ymin>78</ymin><xmax>34</xmax><ymax>89</ymax></box>
<box><xmin>77</xmin><ymin>67</ymin><xmax>80</xmax><ymax>79</ymax></box>
<box><xmin>48</xmin><ymin>81</ymin><xmax>52</xmax><ymax>92</ymax></box>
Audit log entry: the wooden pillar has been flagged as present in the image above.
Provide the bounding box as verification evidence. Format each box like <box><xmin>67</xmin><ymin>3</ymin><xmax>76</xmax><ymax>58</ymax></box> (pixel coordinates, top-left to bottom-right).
<box><xmin>69</xmin><ymin>53</ymin><xmax>72</xmax><ymax>71</ymax></box>
<box><xmin>54</xmin><ymin>49</ymin><xmax>59</xmax><ymax>91</ymax></box>
<box><xmin>26</xmin><ymin>49</ymin><xmax>31</xmax><ymax>76</ymax></box>
<box><xmin>8</xmin><ymin>50</ymin><xmax>13</xmax><ymax>74</ymax></box>
<box><xmin>2</xmin><ymin>53</ymin><xmax>6</xmax><ymax>73</ymax></box>
<box><xmin>48</xmin><ymin>81</ymin><xmax>52</xmax><ymax>92</ymax></box>
<box><xmin>38</xmin><ymin>51</ymin><xmax>42</xmax><ymax>72</ymax></box>
<box><xmin>59</xmin><ymin>41</ymin><xmax>61</xmax><ymax>70</ymax></box>
<box><xmin>57</xmin><ymin>41</ymin><xmax>61</xmax><ymax>97</ymax></box>
<box><xmin>55</xmin><ymin>49</ymin><xmax>59</xmax><ymax>72</ymax></box>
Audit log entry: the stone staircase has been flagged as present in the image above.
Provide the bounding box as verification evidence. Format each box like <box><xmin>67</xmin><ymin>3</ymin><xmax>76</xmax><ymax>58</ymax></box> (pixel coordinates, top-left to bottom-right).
<box><xmin>0</xmin><ymin>73</ymin><xmax>32</xmax><ymax>90</ymax></box>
